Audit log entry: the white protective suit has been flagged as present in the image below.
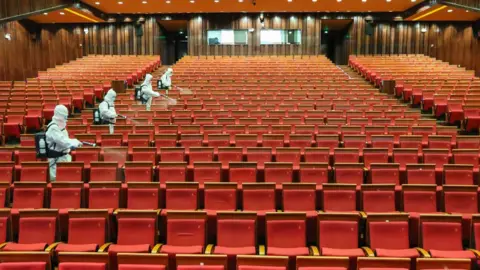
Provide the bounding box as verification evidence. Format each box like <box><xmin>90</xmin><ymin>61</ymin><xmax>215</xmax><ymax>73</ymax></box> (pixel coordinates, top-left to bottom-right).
<box><xmin>46</xmin><ymin>105</ymin><xmax>82</xmax><ymax>181</ymax></box>
<box><xmin>159</xmin><ymin>68</ymin><xmax>173</xmax><ymax>89</ymax></box>
<box><xmin>99</xmin><ymin>89</ymin><xmax>117</xmax><ymax>124</ymax></box>
<box><xmin>141</xmin><ymin>74</ymin><xmax>160</xmax><ymax>111</ymax></box>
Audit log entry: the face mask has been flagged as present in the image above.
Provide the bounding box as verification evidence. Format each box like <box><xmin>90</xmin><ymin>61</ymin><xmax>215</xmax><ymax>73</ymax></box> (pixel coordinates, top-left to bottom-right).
<box><xmin>57</xmin><ymin>118</ymin><xmax>67</xmax><ymax>129</ymax></box>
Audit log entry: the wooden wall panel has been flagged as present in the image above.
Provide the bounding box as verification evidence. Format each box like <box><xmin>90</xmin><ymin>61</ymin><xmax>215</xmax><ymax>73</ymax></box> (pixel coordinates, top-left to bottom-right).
<box><xmin>188</xmin><ymin>14</ymin><xmax>322</xmax><ymax>56</ymax></box>
<box><xmin>348</xmin><ymin>16</ymin><xmax>480</xmax><ymax>76</ymax></box>
<box><xmin>0</xmin><ymin>0</ymin><xmax>70</xmax><ymax>21</ymax></box>
<box><xmin>81</xmin><ymin>17</ymin><xmax>161</xmax><ymax>56</ymax></box>
<box><xmin>0</xmin><ymin>21</ymin><xmax>82</xmax><ymax>81</ymax></box>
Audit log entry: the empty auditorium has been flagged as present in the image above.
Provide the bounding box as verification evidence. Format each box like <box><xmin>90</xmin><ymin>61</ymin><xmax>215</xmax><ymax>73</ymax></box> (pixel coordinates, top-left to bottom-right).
<box><xmin>0</xmin><ymin>0</ymin><xmax>480</xmax><ymax>269</ymax></box>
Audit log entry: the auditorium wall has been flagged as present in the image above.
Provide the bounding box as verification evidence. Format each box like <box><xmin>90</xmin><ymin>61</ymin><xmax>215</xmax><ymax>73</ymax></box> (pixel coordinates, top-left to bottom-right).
<box><xmin>187</xmin><ymin>14</ymin><xmax>480</xmax><ymax>76</ymax></box>
<box><xmin>80</xmin><ymin>17</ymin><xmax>162</xmax><ymax>56</ymax></box>
<box><xmin>188</xmin><ymin>14</ymin><xmax>323</xmax><ymax>56</ymax></box>
<box><xmin>0</xmin><ymin>20</ymin><xmax>83</xmax><ymax>81</ymax></box>
<box><xmin>347</xmin><ymin>16</ymin><xmax>480</xmax><ymax>76</ymax></box>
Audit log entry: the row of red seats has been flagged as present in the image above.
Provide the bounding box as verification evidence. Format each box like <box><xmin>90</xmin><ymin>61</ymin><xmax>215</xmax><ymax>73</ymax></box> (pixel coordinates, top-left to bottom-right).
<box><xmin>0</xmin><ymin>251</ymin><xmax>470</xmax><ymax>270</ymax></box>
<box><xmin>0</xmin><ymin>207</ymin><xmax>479</xmax><ymax>266</ymax></box>
<box><xmin>3</xmin><ymin>158</ymin><xmax>479</xmax><ymax>186</ymax></box>
<box><xmin>3</xmin><ymin>181</ymin><xmax>479</xmax><ymax>216</ymax></box>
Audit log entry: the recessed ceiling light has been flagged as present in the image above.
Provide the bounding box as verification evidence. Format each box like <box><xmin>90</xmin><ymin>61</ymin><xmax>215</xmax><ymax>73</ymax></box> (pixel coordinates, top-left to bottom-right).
<box><xmin>60</xmin><ymin>12</ymin><xmax>65</xmax><ymax>15</ymax></box>
<box><xmin>466</xmin><ymin>10</ymin><xmax>469</xmax><ymax>12</ymax></box>
<box><xmin>386</xmin><ymin>0</ymin><xmax>391</xmax><ymax>2</ymax></box>
<box><xmin>288</xmin><ymin>0</ymin><xmax>292</xmax><ymax>2</ymax></box>
<box><xmin>95</xmin><ymin>1</ymin><xmax>100</xmax><ymax>4</ymax></box>
<box><xmin>190</xmin><ymin>0</ymin><xmax>194</xmax><ymax>3</ymax></box>
<box><xmin>362</xmin><ymin>0</ymin><xmax>366</xmax><ymax>2</ymax></box>
<box><xmin>447</xmin><ymin>9</ymin><xmax>453</xmax><ymax>12</ymax></box>
<box><xmin>312</xmin><ymin>0</ymin><xmax>317</xmax><ymax>2</ymax></box>
<box><xmin>118</xmin><ymin>1</ymin><xmax>123</xmax><ymax>4</ymax></box>
<box><xmin>337</xmin><ymin>0</ymin><xmax>341</xmax><ymax>2</ymax></box>
<box><xmin>43</xmin><ymin>12</ymin><xmax>48</xmax><ymax>15</ymax></box>
<box><xmin>411</xmin><ymin>0</ymin><xmax>416</xmax><ymax>2</ymax></box>
<box><xmin>166</xmin><ymin>0</ymin><xmax>170</xmax><ymax>3</ymax></box>
<box><xmin>239</xmin><ymin>0</ymin><xmax>243</xmax><ymax>2</ymax></box>
<box><xmin>142</xmin><ymin>1</ymin><xmax>147</xmax><ymax>3</ymax></box>
<box><xmin>215</xmin><ymin>0</ymin><xmax>219</xmax><ymax>2</ymax></box>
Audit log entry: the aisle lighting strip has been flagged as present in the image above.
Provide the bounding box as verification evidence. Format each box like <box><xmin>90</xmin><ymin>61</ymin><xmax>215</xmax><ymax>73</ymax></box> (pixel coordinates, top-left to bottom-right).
<box><xmin>412</xmin><ymin>5</ymin><xmax>447</xmax><ymax>21</ymax></box>
<box><xmin>64</xmin><ymin>8</ymin><xmax>100</xmax><ymax>23</ymax></box>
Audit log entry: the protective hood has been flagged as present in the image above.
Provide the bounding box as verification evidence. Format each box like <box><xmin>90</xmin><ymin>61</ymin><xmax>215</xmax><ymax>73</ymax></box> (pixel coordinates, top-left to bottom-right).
<box><xmin>52</xmin><ymin>105</ymin><xmax>69</xmax><ymax>129</ymax></box>
<box><xmin>166</xmin><ymin>68</ymin><xmax>173</xmax><ymax>76</ymax></box>
<box><xmin>141</xmin><ymin>74</ymin><xmax>153</xmax><ymax>87</ymax></box>
<box><xmin>104</xmin><ymin>89</ymin><xmax>117</xmax><ymax>105</ymax></box>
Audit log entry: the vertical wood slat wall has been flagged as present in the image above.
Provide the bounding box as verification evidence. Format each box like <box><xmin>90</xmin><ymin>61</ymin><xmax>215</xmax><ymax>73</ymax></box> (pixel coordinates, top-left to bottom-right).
<box><xmin>0</xmin><ymin>0</ymin><xmax>67</xmax><ymax>20</ymax></box>
<box><xmin>0</xmin><ymin>21</ymin><xmax>82</xmax><ymax>81</ymax></box>
<box><xmin>0</xmin><ymin>14</ymin><xmax>479</xmax><ymax>81</ymax></box>
<box><xmin>81</xmin><ymin>17</ymin><xmax>161</xmax><ymax>56</ymax></box>
<box><xmin>347</xmin><ymin>16</ymin><xmax>480</xmax><ymax>76</ymax></box>
<box><xmin>188</xmin><ymin>14</ymin><xmax>322</xmax><ymax>56</ymax></box>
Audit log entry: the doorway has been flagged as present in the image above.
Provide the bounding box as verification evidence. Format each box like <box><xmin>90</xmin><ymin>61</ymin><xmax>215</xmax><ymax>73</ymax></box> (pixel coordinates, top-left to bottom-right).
<box><xmin>321</xmin><ymin>19</ymin><xmax>352</xmax><ymax>65</ymax></box>
<box><xmin>157</xmin><ymin>19</ymin><xmax>189</xmax><ymax>65</ymax></box>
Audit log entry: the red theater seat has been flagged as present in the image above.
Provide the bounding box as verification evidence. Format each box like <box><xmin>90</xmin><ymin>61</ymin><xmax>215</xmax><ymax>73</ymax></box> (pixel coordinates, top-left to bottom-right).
<box><xmin>322</xmin><ymin>184</ymin><xmax>357</xmax><ymax>212</ymax></box>
<box><xmin>165</xmin><ymin>182</ymin><xmax>198</xmax><ymax>211</ymax></box>
<box><xmin>265</xmin><ymin>212</ymin><xmax>310</xmax><ymax>256</ymax></box>
<box><xmin>212</xmin><ymin>212</ymin><xmax>257</xmax><ymax>255</ymax></box>
<box><xmin>366</xmin><ymin>213</ymin><xmax>420</xmax><ymax>258</ymax></box>
<box><xmin>361</xmin><ymin>184</ymin><xmax>396</xmax><ymax>213</ymax></box>
<box><xmin>126</xmin><ymin>183</ymin><xmax>160</xmax><ymax>210</ymax></box>
<box><xmin>158</xmin><ymin>211</ymin><xmax>206</xmax><ymax>254</ymax></box>
<box><xmin>108</xmin><ymin>210</ymin><xmax>158</xmax><ymax>253</ymax></box>
<box><xmin>55</xmin><ymin>209</ymin><xmax>109</xmax><ymax>252</ymax></box>
<box><xmin>2</xmin><ymin>209</ymin><xmax>58</xmax><ymax>251</ymax></box>
<box><xmin>317</xmin><ymin>212</ymin><xmax>368</xmax><ymax>257</ymax></box>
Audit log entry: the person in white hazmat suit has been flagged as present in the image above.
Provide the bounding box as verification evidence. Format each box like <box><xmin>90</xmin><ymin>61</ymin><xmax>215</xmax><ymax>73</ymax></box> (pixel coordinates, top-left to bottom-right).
<box><xmin>140</xmin><ymin>74</ymin><xmax>161</xmax><ymax>111</ymax></box>
<box><xmin>99</xmin><ymin>89</ymin><xmax>117</xmax><ymax>124</ymax></box>
<box><xmin>46</xmin><ymin>105</ymin><xmax>82</xmax><ymax>181</ymax></box>
<box><xmin>158</xmin><ymin>67</ymin><xmax>173</xmax><ymax>90</ymax></box>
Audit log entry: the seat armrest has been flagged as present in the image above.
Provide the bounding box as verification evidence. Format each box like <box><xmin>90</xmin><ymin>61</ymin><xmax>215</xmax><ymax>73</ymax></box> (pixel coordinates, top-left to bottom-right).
<box><xmin>416</xmin><ymin>247</ymin><xmax>431</xmax><ymax>258</ymax></box>
<box><xmin>205</xmin><ymin>244</ymin><xmax>214</xmax><ymax>254</ymax></box>
<box><xmin>309</xmin><ymin>246</ymin><xmax>320</xmax><ymax>256</ymax></box>
<box><xmin>361</xmin><ymin>247</ymin><xmax>375</xmax><ymax>257</ymax></box>
<box><xmin>152</xmin><ymin>243</ymin><xmax>163</xmax><ymax>254</ymax></box>
<box><xmin>98</xmin><ymin>242</ymin><xmax>112</xmax><ymax>252</ymax></box>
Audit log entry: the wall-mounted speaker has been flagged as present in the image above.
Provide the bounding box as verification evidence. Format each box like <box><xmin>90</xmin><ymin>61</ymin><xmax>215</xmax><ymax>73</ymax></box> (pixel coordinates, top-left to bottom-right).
<box><xmin>135</xmin><ymin>24</ymin><xmax>143</xmax><ymax>37</ymax></box>
<box><xmin>473</xmin><ymin>20</ymin><xmax>480</xmax><ymax>39</ymax></box>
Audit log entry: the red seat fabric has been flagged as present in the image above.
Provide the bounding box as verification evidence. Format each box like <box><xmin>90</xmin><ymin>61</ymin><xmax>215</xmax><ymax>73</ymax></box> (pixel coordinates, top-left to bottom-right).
<box><xmin>214</xmin><ymin>218</ymin><xmax>256</xmax><ymax>255</ymax></box>
<box><xmin>0</xmin><ymin>262</ymin><xmax>47</xmax><ymax>270</ymax></box>
<box><xmin>160</xmin><ymin>218</ymin><xmax>205</xmax><ymax>254</ymax></box>
<box><xmin>238</xmin><ymin>266</ymin><xmax>286</xmax><ymax>270</ymax></box>
<box><xmin>165</xmin><ymin>188</ymin><xmax>197</xmax><ymax>210</ymax></box>
<box><xmin>56</xmin><ymin>217</ymin><xmax>106</xmax><ymax>252</ymax></box>
<box><xmin>3</xmin><ymin>216</ymin><xmax>56</xmax><ymax>251</ymax></box>
<box><xmin>56</xmin><ymin>243</ymin><xmax>98</xmax><ymax>252</ymax></box>
<box><xmin>119</xmin><ymin>265</ymin><xmax>166</xmax><ymax>270</ymax></box>
<box><xmin>59</xmin><ymin>262</ymin><xmax>107</xmax><ymax>270</ymax></box>
<box><xmin>375</xmin><ymin>248</ymin><xmax>419</xmax><ymax>258</ymax></box>
<box><xmin>177</xmin><ymin>266</ymin><xmax>224</xmax><ymax>270</ymax></box>
<box><xmin>321</xmin><ymin>247</ymin><xmax>365</xmax><ymax>257</ymax></box>
<box><xmin>319</xmin><ymin>220</ymin><xmax>362</xmax><ymax>257</ymax></box>
<box><xmin>127</xmin><ymin>188</ymin><xmax>159</xmax><ymax>210</ymax></box>
<box><xmin>2</xmin><ymin>243</ymin><xmax>48</xmax><ymax>251</ymax></box>
<box><xmin>266</xmin><ymin>219</ymin><xmax>307</xmax><ymax>256</ymax></box>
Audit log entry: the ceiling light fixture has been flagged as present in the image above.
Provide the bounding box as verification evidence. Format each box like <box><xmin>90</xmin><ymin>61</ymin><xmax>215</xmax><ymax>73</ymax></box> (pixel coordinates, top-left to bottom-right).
<box><xmin>337</xmin><ymin>0</ymin><xmax>341</xmax><ymax>2</ymax></box>
<box><xmin>288</xmin><ymin>0</ymin><xmax>292</xmax><ymax>2</ymax></box>
<box><xmin>190</xmin><ymin>0</ymin><xmax>195</xmax><ymax>3</ymax></box>
<box><xmin>362</xmin><ymin>0</ymin><xmax>366</xmax><ymax>2</ymax></box>
<box><xmin>60</xmin><ymin>12</ymin><xmax>65</xmax><ymax>15</ymax></box>
<box><xmin>386</xmin><ymin>0</ymin><xmax>391</xmax><ymax>2</ymax></box>
<box><xmin>95</xmin><ymin>1</ymin><xmax>100</xmax><ymax>4</ymax></box>
<box><xmin>43</xmin><ymin>12</ymin><xmax>48</xmax><ymax>15</ymax></box>
<box><xmin>312</xmin><ymin>0</ymin><xmax>317</xmax><ymax>2</ymax></box>
<box><xmin>466</xmin><ymin>10</ymin><xmax>469</xmax><ymax>12</ymax></box>
<box><xmin>142</xmin><ymin>1</ymin><xmax>147</xmax><ymax>3</ymax></box>
<box><xmin>447</xmin><ymin>9</ymin><xmax>453</xmax><ymax>12</ymax></box>
<box><xmin>215</xmin><ymin>0</ymin><xmax>219</xmax><ymax>2</ymax></box>
<box><xmin>166</xmin><ymin>0</ymin><xmax>170</xmax><ymax>3</ymax></box>
<box><xmin>118</xmin><ymin>1</ymin><xmax>123</xmax><ymax>4</ymax></box>
<box><xmin>239</xmin><ymin>0</ymin><xmax>243</xmax><ymax>2</ymax></box>
<box><xmin>411</xmin><ymin>0</ymin><xmax>416</xmax><ymax>2</ymax></box>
